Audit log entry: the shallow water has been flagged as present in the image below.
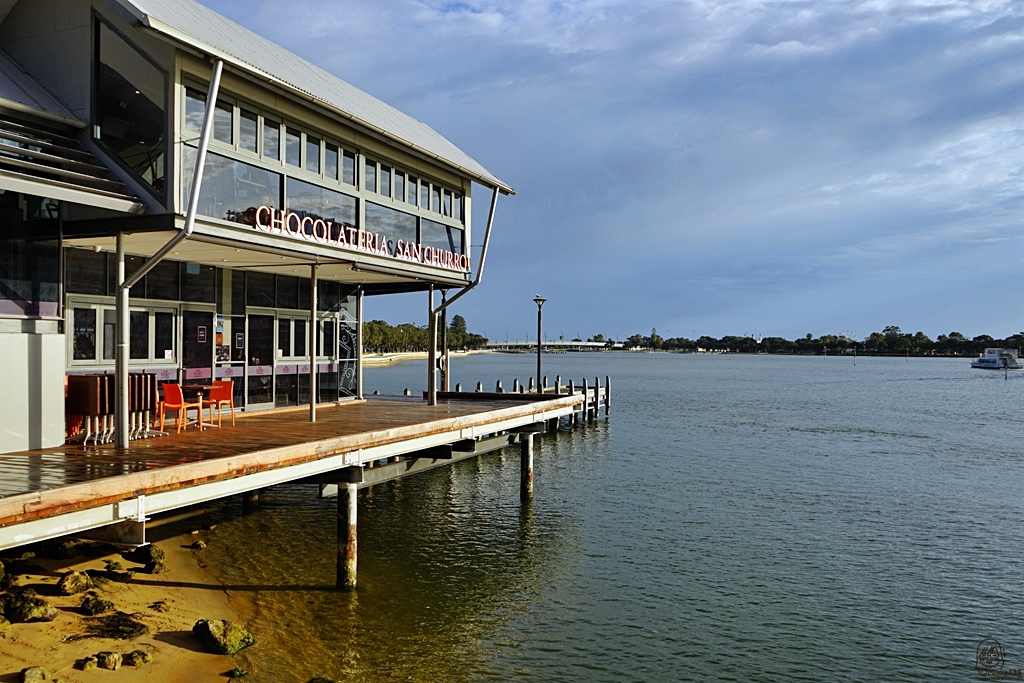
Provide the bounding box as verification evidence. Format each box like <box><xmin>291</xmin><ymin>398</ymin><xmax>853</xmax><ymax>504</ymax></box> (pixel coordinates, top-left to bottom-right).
<box><xmin>202</xmin><ymin>353</ymin><xmax>1024</xmax><ymax>681</ymax></box>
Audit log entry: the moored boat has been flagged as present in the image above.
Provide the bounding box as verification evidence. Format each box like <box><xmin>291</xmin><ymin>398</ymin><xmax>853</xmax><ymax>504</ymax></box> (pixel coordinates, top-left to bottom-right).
<box><xmin>971</xmin><ymin>348</ymin><xmax>1022</xmax><ymax>370</ymax></box>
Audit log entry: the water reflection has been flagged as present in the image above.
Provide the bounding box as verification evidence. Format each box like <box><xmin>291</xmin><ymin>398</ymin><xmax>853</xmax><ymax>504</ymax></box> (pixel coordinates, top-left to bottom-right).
<box><xmin>202</xmin><ymin>426</ymin><xmax>597</xmax><ymax>681</ymax></box>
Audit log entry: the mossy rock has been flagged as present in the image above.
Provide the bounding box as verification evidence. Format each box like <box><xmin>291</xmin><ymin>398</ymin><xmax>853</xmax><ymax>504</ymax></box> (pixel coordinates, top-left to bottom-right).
<box><xmin>74</xmin><ymin>657</ymin><xmax>97</xmax><ymax>671</ymax></box>
<box><xmin>57</xmin><ymin>571</ymin><xmax>93</xmax><ymax>596</ymax></box>
<box><xmin>192</xmin><ymin>619</ymin><xmax>255</xmax><ymax>655</ymax></box>
<box><xmin>5</xmin><ymin>594</ymin><xmax>56</xmax><ymax>623</ymax></box>
<box><xmin>307</xmin><ymin>678</ymin><xmax>336</xmax><ymax>683</ymax></box>
<box><xmin>95</xmin><ymin>651</ymin><xmax>121</xmax><ymax>670</ymax></box>
<box><xmin>19</xmin><ymin>666</ymin><xmax>49</xmax><ymax>683</ymax></box>
<box><xmin>124</xmin><ymin>545</ymin><xmax>164</xmax><ymax>565</ymax></box>
<box><xmin>123</xmin><ymin>649</ymin><xmax>152</xmax><ymax>666</ymax></box>
<box><xmin>225</xmin><ymin>668</ymin><xmax>247</xmax><ymax>678</ymax></box>
<box><xmin>80</xmin><ymin>594</ymin><xmax>114</xmax><ymax>616</ymax></box>
<box><xmin>143</xmin><ymin>559</ymin><xmax>167</xmax><ymax>574</ymax></box>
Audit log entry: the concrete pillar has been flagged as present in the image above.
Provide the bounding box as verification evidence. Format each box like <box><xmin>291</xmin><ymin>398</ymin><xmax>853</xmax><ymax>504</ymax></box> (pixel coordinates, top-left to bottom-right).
<box><xmin>338</xmin><ymin>483</ymin><xmax>357</xmax><ymax>589</ymax></box>
<box><xmin>520</xmin><ymin>432</ymin><xmax>533</xmax><ymax>501</ymax></box>
<box><xmin>309</xmin><ymin>264</ymin><xmax>318</xmax><ymax>422</ymax></box>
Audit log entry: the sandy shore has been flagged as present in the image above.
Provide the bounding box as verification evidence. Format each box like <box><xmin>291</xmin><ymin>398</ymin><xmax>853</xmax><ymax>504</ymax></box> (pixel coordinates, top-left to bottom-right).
<box><xmin>0</xmin><ymin>510</ymin><xmax>250</xmax><ymax>683</ymax></box>
<box><xmin>361</xmin><ymin>349</ymin><xmax>491</xmax><ymax>366</ymax></box>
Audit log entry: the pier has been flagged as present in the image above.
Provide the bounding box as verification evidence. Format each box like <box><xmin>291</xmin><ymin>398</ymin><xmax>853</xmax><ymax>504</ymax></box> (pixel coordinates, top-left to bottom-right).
<box><xmin>0</xmin><ymin>376</ymin><xmax>610</xmax><ymax>588</ymax></box>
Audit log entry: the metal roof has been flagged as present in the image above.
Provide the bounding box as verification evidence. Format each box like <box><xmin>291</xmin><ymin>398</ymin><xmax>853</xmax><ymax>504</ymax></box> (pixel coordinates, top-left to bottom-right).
<box><xmin>106</xmin><ymin>0</ymin><xmax>513</xmax><ymax>194</ymax></box>
<box><xmin>0</xmin><ymin>48</ymin><xmax>84</xmax><ymax>128</ymax></box>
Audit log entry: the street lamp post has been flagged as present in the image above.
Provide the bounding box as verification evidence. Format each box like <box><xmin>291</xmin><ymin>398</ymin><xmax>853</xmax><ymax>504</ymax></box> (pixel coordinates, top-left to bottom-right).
<box><xmin>533</xmin><ymin>295</ymin><xmax>546</xmax><ymax>392</ymax></box>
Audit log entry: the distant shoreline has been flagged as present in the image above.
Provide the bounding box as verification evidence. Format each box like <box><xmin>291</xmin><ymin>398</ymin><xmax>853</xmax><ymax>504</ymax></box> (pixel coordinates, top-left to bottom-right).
<box><xmin>362</xmin><ymin>350</ymin><xmax>492</xmax><ymax>365</ymax></box>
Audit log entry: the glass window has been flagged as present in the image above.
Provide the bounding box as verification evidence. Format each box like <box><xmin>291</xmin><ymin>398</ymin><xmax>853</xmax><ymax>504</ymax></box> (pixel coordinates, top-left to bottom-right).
<box><xmin>419</xmin><ymin>182</ymin><xmax>428</xmax><ymax>208</ymax></box>
<box><xmin>180</xmin><ymin>262</ymin><xmax>216</xmax><ymax>302</ymax></box>
<box><xmin>182</xmin><ymin>146</ymin><xmax>282</xmax><ymax>225</ymax></box>
<box><xmin>286</xmin><ymin>178</ymin><xmax>357</xmax><ymax>229</ymax></box>
<box><xmin>65</xmin><ymin>247</ymin><xmax>107</xmax><ymax>296</ymax></box>
<box><xmin>155</xmin><ymin>311</ymin><xmax>174</xmax><ymax>360</ymax></box>
<box><xmin>380</xmin><ymin>166</ymin><xmax>391</xmax><ymax>198</ymax></box>
<box><xmin>431</xmin><ymin>185</ymin><xmax>440</xmax><ymax>213</ymax></box>
<box><xmin>364</xmin><ymin>159</ymin><xmax>376</xmax><ymax>193</ymax></box>
<box><xmin>96</xmin><ymin>20</ymin><xmax>166</xmax><ymax>196</ymax></box>
<box><xmin>214</xmin><ymin>100</ymin><xmax>233</xmax><ymax>144</ymax></box>
<box><xmin>107</xmin><ymin>252</ymin><xmax>145</xmax><ymax>298</ymax></box>
<box><xmin>453</xmin><ymin>193</ymin><xmax>462</xmax><ymax>221</ymax></box>
<box><xmin>365</xmin><ymin>202</ymin><xmax>416</xmax><ymax>247</ymax></box>
<box><xmin>318</xmin><ymin>281</ymin><xmax>341</xmax><ymax>313</ymax></box>
<box><xmin>246</xmin><ymin>271</ymin><xmax>275</xmax><ymax>308</ymax></box>
<box><xmin>294</xmin><ymin>319</ymin><xmax>306</xmax><ymax>357</ymax></box>
<box><xmin>278</xmin><ymin>318</ymin><xmax>291</xmax><ymax>357</ymax></box>
<box><xmin>239</xmin><ymin>109</ymin><xmax>258</xmax><ymax>153</ymax></box>
<box><xmin>395</xmin><ymin>173</ymin><xmax>404</xmax><ymax>203</ymax></box>
<box><xmin>184</xmin><ymin>88</ymin><xmax>205</xmax><ymax>137</ymax></box>
<box><xmin>285</xmin><ymin>128</ymin><xmax>300</xmax><ymax>166</ymax></box>
<box><xmin>146</xmin><ymin>259</ymin><xmax>179</xmax><ymax>300</ymax></box>
<box><xmin>230</xmin><ymin>315</ymin><xmax>245</xmax><ymax>362</ymax></box>
<box><xmin>102</xmin><ymin>309</ymin><xmax>115</xmax><ymax>360</ymax></box>
<box><xmin>443</xmin><ymin>190</ymin><xmax>452</xmax><ymax>217</ymax></box>
<box><xmin>325</xmin><ymin>144</ymin><xmax>338</xmax><ymax>181</ymax></box>
<box><xmin>306</xmin><ymin>136</ymin><xmax>320</xmax><ymax>174</ymax></box>
<box><xmin>342</xmin><ymin>151</ymin><xmax>355</xmax><ymax>185</ymax></box>
<box><xmin>73</xmin><ymin>308</ymin><xmax>97</xmax><ymax>360</ymax></box>
<box><xmin>130</xmin><ymin>310</ymin><xmax>148</xmax><ymax>359</ymax></box>
<box><xmin>322</xmin><ymin>319</ymin><xmax>335</xmax><ymax>357</ymax></box>
<box><xmin>276</xmin><ymin>275</ymin><xmax>298</xmax><ymax>309</ymax></box>
<box><xmin>263</xmin><ymin>119</ymin><xmax>280</xmax><ymax>160</ymax></box>
<box><xmin>421</xmin><ymin>218</ymin><xmax>464</xmax><ymax>254</ymax></box>
<box><xmin>0</xmin><ymin>192</ymin><xmax>59</xmax><ymax>316</ymax></box>
<box><xmin>298</xmin><ymin>277</ymin><xmax>310</xmax><ymax>311</ymax></box>
<box><xmin>407</xmin><ymin>176</ymin><xmax>418</xmax><ymax>206</ymax></box>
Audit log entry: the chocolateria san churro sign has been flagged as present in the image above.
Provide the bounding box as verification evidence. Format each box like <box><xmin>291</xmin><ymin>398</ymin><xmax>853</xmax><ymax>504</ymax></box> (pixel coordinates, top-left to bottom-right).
<box><xmin>253</xmin><ymin>206</ymin><xmax>469</xmax><ymax>272</ymax></box>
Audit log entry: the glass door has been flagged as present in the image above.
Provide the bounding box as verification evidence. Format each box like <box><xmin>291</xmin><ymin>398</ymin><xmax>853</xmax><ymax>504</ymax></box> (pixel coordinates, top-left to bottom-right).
<box><xmin>182</xmin><ymin>309</ymin><xmax>214</xmax><ymax>382</ymax></box>
<box><xmin>246</xmin><ymin>313</ymin><xmax>275</xmax><ymax>408</ymax></box>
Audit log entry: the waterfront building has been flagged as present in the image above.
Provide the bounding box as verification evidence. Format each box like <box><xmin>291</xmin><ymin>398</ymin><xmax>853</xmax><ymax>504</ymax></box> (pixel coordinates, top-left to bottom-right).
<box><xmin>0</xmin><ymin>0</ymin><xmax>512</xmax><ymax>453</ymax></box>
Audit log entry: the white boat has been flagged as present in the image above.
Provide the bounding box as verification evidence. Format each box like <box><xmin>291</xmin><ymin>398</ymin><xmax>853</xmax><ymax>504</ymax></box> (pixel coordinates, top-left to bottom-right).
<box><xmin>971</xmin><ymin>348</ymin><xmax>1022</xmax><ymax>370</ymax></box>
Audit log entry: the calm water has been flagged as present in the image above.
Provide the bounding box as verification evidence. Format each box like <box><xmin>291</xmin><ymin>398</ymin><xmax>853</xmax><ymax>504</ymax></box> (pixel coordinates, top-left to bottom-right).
<box><xmin>202</xmin><ymin>353</ymin><xmax>1024</xmax><ymax>682</ymax></box>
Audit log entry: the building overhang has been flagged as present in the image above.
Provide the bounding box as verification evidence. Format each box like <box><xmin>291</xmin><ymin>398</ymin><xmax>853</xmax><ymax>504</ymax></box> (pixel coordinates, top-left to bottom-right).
<box><xmin>62</xmin><ymin>213</ymin><xmax>473</xmax><ymax>291</ymax></box>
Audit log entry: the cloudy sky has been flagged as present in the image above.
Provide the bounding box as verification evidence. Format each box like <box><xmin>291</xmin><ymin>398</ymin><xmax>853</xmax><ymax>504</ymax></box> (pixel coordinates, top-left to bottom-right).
<box><xmin>207</xmin><ymin>0</ymin><xmax>1024</xmax><ymax>341</ymax></box>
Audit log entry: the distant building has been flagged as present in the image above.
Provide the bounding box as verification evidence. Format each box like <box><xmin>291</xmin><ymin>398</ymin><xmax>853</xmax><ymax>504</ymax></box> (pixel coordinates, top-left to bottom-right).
<box><xmin>0</xmin><ymin>0</ymin><xmax>512</xmax><ymax>452</ymax></box>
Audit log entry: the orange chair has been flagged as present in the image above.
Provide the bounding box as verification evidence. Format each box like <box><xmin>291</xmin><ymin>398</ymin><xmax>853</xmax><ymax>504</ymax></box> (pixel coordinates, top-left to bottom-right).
<box><xmin>203</xmin><ymin>380</ymin><xmax>236</xmax><ymax>427</ymax></box>
<box><xmin>159</xmin><ymin>383</ymin><xmax>204</xmax><ymax>433</ymax></box>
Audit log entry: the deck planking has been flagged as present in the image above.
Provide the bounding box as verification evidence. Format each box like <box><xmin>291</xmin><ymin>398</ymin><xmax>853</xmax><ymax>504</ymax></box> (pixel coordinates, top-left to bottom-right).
<box><xmin>0</xmin><ymin>394</ymin><xmax>579</xmax><ymax>529</ymax></box>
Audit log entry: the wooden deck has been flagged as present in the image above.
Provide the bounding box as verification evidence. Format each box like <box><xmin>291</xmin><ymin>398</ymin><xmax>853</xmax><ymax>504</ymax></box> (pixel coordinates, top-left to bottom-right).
<box><xmin>0</xmin><ymin>393</ymin><xmax>580</xmax><ymax>549</ymax></box>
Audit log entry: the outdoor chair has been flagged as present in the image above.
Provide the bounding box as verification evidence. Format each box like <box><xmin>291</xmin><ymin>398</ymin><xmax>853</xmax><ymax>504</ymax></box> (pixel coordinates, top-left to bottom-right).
<box><xmin>203</xmin><ymin>380</ymin><xmax>236</xmax><ymax>427</ymax></box>
<box><xmin>159</xmin><ymin>383</ymin><xmax>203</xmax><ymax>433</ymax></box>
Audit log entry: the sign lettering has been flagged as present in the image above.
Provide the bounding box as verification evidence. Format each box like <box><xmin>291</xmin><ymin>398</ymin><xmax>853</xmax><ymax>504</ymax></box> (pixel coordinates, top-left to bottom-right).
<box><xmin>253</xmin><ymin>206</ymin><xmax>469</xmax><ymax>272</ymax></box>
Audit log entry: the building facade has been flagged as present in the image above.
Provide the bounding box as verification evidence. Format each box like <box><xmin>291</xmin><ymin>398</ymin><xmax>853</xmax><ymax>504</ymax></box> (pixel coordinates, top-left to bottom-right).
<box><xmin>0</xmin><ymin>0</ymin><xmax>511</xmax><ymax>453</ymax></box>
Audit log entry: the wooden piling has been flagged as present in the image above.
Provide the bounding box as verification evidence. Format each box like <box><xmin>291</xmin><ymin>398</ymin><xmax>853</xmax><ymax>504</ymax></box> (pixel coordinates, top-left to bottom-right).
<box><xmin>455</xmin><ymin>383</ymin><xmax>462</xmax><ymax>392</ymax></box>
<box><xmin>338</xmin><ymin>482</ymin><xmax>357</xmax><ymax>590</ymax></box>
<box><xmin>569</xmin><ymin>380</ymin><xmax>576</xmax><ymax>424</ymax></box>
<box><xmin>513</xmin><ymin>378</ymin><xmax>520</xmax><ymax>392</ymax></box>
<box><xmin>582</xmin><ymin>378</ymin><xmax>589</xmax><ymax>420</ymax></box>
<box><xmin>242</xmin><ymin>490</ymin><xmax>259</xmax><ymax>510</ymax></box>
<box><xmin>520</xmin><ymin>433</ymin><xmax>533</xmax><ymax>500</ymax></box>
<box><xmin>476</xmin><ymin>381</ymin><xmax>483</xmax><ymax>392</ymax></box>
<box><xmin>595</xmin><ymin>377</ymin><xmax>600</xmax><ymax>418</ymax></box>
<box><xmin>605</xmin><ymin>376</ymin><xmax>611</xmax><ymax>414</ymax></box>
<box><xmin>496</xmin><ymin>380</ymin><xmax>503</xmax><ymax>393</ymax></box>
<box><xmin>403</xmin><ymin>388</ymin><xmax>411</xmax><ymax>396</ymax></box>
<box><xmin>555</xmin><ymin>375</ymin><xmax>561</xmax><ymax>394</ymax></box>
<box><xmin>528</xmin><ymin>377</ymin><xmax>535</xmax><ymax>392</ymax></box>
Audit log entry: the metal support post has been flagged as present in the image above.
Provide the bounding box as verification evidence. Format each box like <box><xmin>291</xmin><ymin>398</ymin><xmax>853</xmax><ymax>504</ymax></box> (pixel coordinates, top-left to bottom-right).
<box><xmin>427</xmin><ymin>285</ymin><xmax>437</xmax><ymax>405</ymax></box>
<box><xmin>338</xmin><ymin>483</ymin><xmax>357</xmax><ymax>589</ymax></box>
<box><xmin>356</xmin><ymin>287</ymin><xmax>364</xmax><ymax>400</ymax></box>
<box><xmin>310</xmin><ymin>264</ymin><xmax>318</xmax><ymax>421</ymax></box>
<box><xmin>520</xmin><ymin>433</ymin><xmax>534</xmax><ymax>500</ymax></box>
<box><xmin>114</xmin><ymin>233</ymin><xmax>129</xmax><ymax>449</ymax></box>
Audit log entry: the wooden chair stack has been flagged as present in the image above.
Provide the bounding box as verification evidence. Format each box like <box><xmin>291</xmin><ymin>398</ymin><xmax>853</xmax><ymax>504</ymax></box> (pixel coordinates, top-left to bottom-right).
<box><xmin>66</xmin><ymin>373</ymin><xmax>162</xmax><ymax>446</ymax></box>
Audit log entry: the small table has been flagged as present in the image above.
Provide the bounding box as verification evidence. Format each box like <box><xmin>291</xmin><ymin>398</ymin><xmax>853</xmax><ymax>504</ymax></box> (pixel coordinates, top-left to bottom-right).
<box><xmin>182</xmin><ymin>384</ymin><xmax>219</xmax><ymax>429</ymax></box>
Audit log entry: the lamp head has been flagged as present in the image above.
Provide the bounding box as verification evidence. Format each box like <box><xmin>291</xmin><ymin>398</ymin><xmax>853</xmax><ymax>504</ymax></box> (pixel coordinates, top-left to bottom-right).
<box><xmin>533</xmin><ymin>295</ymin><xmax>547</xmax><ymax>308</ymax></box>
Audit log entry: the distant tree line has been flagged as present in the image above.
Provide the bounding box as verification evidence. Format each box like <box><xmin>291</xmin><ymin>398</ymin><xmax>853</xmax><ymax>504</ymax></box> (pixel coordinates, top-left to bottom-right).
<box><xmin>594</xmin><ymin>326</ymin><xmax>1024</xmax><ymax>356</ymax></box>
<box><xmin>363</xmin><ymin>315</ymin><xmax>487</xmax><ymax>353</ymax></box>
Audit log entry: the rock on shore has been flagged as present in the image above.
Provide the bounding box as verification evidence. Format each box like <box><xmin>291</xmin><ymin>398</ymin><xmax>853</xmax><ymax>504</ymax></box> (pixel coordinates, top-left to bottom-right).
<box><xmin>192</xmin><ymin>619</ymin><xmax>255</xmax><ymax>655</ymax></box>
